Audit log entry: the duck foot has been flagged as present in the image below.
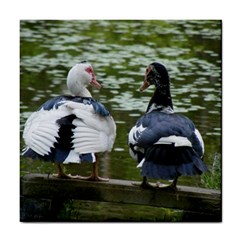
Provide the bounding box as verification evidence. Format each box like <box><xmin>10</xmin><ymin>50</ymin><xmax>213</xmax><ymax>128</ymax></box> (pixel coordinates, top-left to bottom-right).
<box><xmin>133</xmin><ymin>177</ymin><xmax>178</xmax><ymax>190</ymax></box>
<box><xmin>53</xmin><ymin>164</ymin><xmax>82</xmax><ymax>179</ymax></box>
<box><xmin>78</xmin><ymin>160</ymin><xmax>109</xmax><ymax>181</ymax></box>
<box><xmin>140</xmin><ymin>181</ymin><xmax>157</xmax><ymax>189</ymax></box>
<box><xmin>156</xmin><ymin>177</ymin><xmax>178</xmax><ymax>191</ymax></box>
<box><xmin>132</xmin><ymin>176</ymin><xmax>157</xmax><ymax>189</ymax></box>
<box><xmin>52</xmin><ymin>173</ymin><xmax>82</xmax><ymax>179</ymax></box>
<box><xmin>156</xmin><ymin>182</ymin><xmax>178</xmax><ymax>191</ymax></box>
<box><xmin>78</xmin><ymin>175</ymin><xmax>109</xmax><ymax>182</ymax></box>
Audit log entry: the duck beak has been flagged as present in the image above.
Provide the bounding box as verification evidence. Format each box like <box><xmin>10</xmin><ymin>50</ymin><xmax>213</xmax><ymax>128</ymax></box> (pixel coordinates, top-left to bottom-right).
<box><xmin>139</xmin><ymin>75</ymin><xmax>150</xmax><ymax>92</ymax></box>
<box><xmin>90</xmin><ymin>76</ymin><xmax>102</xmax><ymax>89</ymax></box>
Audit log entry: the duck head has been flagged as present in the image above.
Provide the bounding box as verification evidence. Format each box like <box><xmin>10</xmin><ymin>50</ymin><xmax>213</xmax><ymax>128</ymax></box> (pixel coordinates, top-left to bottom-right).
<box><xmin>140</xmin><ymin>62</ymin><xmax>170</xmax><ymax>95</ymax></box>
<box><xmin>140</xmin><ymin>62</ymin><xmax>173</xmax><ymax>111</ymax></box>
<box><xmin>67</xmin><ymin>61</ymin><xmax>102</xmax><ymax>97</ymax></box>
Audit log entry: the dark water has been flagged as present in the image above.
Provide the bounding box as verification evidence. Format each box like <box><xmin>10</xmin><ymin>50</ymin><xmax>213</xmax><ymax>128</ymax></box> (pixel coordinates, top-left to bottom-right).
<box><xmin>20</xmin><ymin>20</ymin><xmax>222</xmax><ymax>187</ymax></box>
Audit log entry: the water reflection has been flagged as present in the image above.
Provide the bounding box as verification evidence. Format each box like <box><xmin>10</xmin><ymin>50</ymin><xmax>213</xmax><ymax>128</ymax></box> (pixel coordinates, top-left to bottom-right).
<box><xmin>20</xmin><ymin>20</ymin><xmax>221</xmax><ymax>187</ymax></box>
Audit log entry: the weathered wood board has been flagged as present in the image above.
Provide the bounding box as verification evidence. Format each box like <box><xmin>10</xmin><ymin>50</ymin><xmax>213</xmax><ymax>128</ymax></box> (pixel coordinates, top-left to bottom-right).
<box><xmin>20</xmin><ymin>173</ymin><xmax>221</xmax><ymax>222</ymax></box>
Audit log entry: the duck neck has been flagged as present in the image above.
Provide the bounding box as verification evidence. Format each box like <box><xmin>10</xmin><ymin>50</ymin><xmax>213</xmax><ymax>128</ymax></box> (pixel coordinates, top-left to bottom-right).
<box><xmin>69</xmin><ymin>85</ymin><xmax>92</xmax><ymax>98</ymax></box>
<box><xmin>78</xmin><ymin>87</ymin><xmax>92</xmax><ymax>98</ymax></box>
<box><xmin>146</xmin><ymin>86</ymin><xmax>173</xmax><ymax>113</ymax></box>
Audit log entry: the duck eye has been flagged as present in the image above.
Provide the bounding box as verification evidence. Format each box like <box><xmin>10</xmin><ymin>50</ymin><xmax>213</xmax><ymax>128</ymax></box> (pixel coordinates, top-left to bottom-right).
<box><xmin>146</xmin><ymin>67</ymin><xmax>152</xmax><ymax>75</ymax></box>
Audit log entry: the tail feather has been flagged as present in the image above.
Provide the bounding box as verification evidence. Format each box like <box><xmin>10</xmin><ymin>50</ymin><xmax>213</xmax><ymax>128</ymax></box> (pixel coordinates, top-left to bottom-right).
<box><xmin>141</xmin><ymin>145</ymin><xmax>207</xmax><ymax>180</ymax></box>
<box><xmin>22</xmin><ymin>147</ymin><xmax>96</xmax><ymax>164</ymax></box>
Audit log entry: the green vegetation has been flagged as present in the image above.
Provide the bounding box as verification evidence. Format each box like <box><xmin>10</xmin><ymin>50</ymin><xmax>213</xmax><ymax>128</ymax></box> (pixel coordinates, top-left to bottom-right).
<box><xmin>201</xmin><ymin>153</ymin><xmax>221</xmax><ymax>190</ymax></box>
<box><xmin>58</xmin><ymin>200</ymin><xmax>185</xmax><ymax>222</ymax></box>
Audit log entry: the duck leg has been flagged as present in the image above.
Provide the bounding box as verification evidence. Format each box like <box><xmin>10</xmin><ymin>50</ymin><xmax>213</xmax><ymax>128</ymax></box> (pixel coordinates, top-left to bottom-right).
<box><xmin>140</xmin><ymin>176</ymin><xmax>156</xmax><ymax>189</ymax></box>
<box><xmin>52</xmin><ymin>164</ymin><xmax>81</xmax><ymax>179</ymax></box>
<box><xmin>170</xmin><ymin>177</ymin><xmax>178</xmax><ymax>190</ymax></box>
<box><xmin>79</xmin><ymin>154</ymin><xmax>109</xmax><ymax>182</ymax></box>
<box><xmin>132</xmin><ymin>176</ymin><xmax>157</xmax><ymax>188</ymax></box>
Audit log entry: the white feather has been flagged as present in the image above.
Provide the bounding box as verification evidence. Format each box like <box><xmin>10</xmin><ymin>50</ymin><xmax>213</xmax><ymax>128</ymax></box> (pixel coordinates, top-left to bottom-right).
<box><xmin>33</xmin><ymin>129</ymin><xmax>57</xmax><ymax>143</ymax></box>
<box><xmin>128</xmin><ymin>124</ymin><xmax>146</xmax><ymax>145</ymax></box>
<box><xmin>63</xmin><ymin>150</ymin><xmax>81</xmax><ymax>164</ymax></box>
<box><xmin>154</xmin><ymin>135</ymin><xmax>192</xmax><ymax>147</ymax></box>
<box><xmin>32</xmin><ymin>133</ymin><xmax>54</xmax><ymax>149</ymax></box>
<box><xmin>23</xmin><ymin>107</ymin><xmax>68</xmax><ymax>156</ymax></box>
<box><xmin>137</xmin><ymin>158</ymin><xmax>145</xmax><ymax>168</ymax></box>
<box><xmin>31</xmin><ymin>138</ymin><xmax>49</xmax><ymax>155</ymax></box>
<box><xmin>65</xmin><ymin>102</ymin><xmax>116</xmax><ymax>154</ymax></box>
<box><xmin>195</xmin><ymin>128</ymin><xmax>205</xmax><ymax>155</ymax></box>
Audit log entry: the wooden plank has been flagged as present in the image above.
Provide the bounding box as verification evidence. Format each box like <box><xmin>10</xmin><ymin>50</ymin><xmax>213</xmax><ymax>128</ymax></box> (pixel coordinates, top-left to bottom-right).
<box><xmin>20</xmin><ymin>173</ymin><xmax>221</xmax><ymax>219</ymax></box>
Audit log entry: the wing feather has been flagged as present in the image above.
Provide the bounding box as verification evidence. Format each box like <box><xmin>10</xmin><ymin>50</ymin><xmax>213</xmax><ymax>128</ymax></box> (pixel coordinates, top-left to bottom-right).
<box><xmin>23</xmin><ymin>107</ymin><xmax>69</xmax><ymax>156</ymax></box>
<box><xmin>32</xmin><ymin>133</ymin><xmax>54</xmax><ymax>149</ymax></box>
<box><xmin>31</xmin><ymin>138</ymin><xmax>49</xmax><ymax>155</ymax></box>
<box><xmin>67</xmin><ymin>102</ymin><xmax>116</xmax><ymax>153</ymax></box>
<box><xmin>33</xmin><ymin>129</ymin><xmax>57</xmax><ymax>143</ymax></box>
<box><xmin>23</xmin><ymin>99</ymin><xmax>116</xmax><ymax>157</ymax></box>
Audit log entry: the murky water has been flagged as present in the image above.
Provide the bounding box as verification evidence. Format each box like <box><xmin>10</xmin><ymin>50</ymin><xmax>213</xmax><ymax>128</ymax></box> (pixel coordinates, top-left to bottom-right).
<box><xmin>20</xmin><ymin>20</ymin><xmax>222</xmax><ymax>187</ymax></box>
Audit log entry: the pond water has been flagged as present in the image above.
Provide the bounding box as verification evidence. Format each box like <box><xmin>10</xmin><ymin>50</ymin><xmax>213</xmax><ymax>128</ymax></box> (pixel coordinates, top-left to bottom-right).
<box><xmin>20</xmin><ymin>20</ymin><xmax>222</xmax><ymax>187</ymax></box>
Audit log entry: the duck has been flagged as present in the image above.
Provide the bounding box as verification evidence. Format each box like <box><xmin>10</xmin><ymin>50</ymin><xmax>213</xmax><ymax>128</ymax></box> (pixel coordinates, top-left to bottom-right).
<box><xmin>22</xmin><ymin>61</ymin><xmax>116</xmax><ymax>181</ymax></box>
<box><xmin>128</xmin><ymin>62</ymin><xmax>207</xmax><ymax>189</ymax></box>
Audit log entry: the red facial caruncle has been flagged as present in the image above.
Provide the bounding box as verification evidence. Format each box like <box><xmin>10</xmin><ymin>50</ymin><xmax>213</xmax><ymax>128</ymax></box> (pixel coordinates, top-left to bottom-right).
<box><xmin>85</xmin><ymin>66</ymin><xmax>102</xmax><ymax>89</ymax></box>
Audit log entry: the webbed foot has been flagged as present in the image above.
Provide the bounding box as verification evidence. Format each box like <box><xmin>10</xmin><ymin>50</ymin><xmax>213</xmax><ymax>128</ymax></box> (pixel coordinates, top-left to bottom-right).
<box><xmin>156</xmin><ymin>177</ymin><xmax>178</xmax><ymax>191</ymax></box>
<box><xmin>132</xmin><ymin>176</ymin><xmax>178</xmax><ymax>191</ymax></box>
<box><xmin>52</xmin><ymin>173</ymin><xmax>82</xmax><ymax>179</ymax></box>
<box><xmin>78</xmin><ymin>175</ymin><xmax>109</xmax><ymax>182</ymax></box>
<box><xmin>53</xmin><ymin>164</ymin><xmax>82</xmax><ymax>179</ymax></box>
<box><xmin>132</xmin><ymin>176</ymin><xmax>158</xmax><ymax>189</ymax></box>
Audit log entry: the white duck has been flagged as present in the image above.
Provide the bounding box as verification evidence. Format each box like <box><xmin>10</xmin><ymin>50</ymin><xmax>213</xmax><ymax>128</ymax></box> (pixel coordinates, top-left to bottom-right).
<box><xmin>22</xmin><ymin>61</ymin><xmax>116</xmax><ymax>181</ymax></box>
